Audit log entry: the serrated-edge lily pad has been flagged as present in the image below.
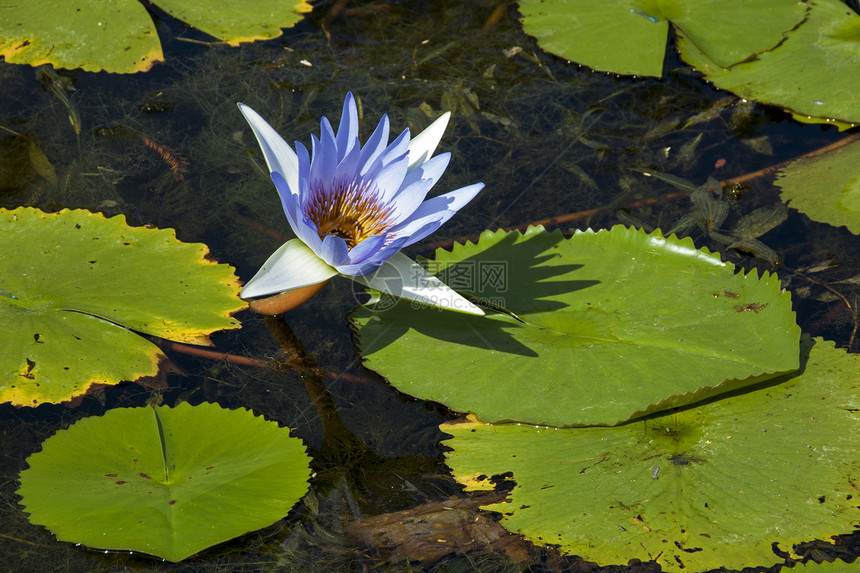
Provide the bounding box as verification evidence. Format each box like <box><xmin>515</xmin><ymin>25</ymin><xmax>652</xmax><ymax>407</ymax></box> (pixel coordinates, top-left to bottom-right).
<box><xmin>518</xmin><ymin>0</ymin><xmax>806</xmax><ymax>77</ymax></box>
<box><xmin>774</xmin><ymin>138</ymin><xmax>860</xmax><ymax>235</ymax></box>
<box><xmin>353</xmin><ymin>226</ymin><xmax>800</xmax><ymax>427</ymax></box>
<box><xmin>0</xmin><ymin>208</ymin><xmax>244</xmax><ymax>406</ymax></box>
<box><xmin>17</xmin><ymin>402</ymin><xmax>312</xmax><ymax>562</ymax></box>
<box><xmin>441</xmin><ymin>338</ymin><xmax>860</xmax><ymax>572</ymax></box>
<box><xmin>792</xmin><ymin>559</ymin><xmax>860</xmax><ymax>572</ymax></box>
<box><xmin>677</xmin><ymin>0</ymin><xmax>860</xmax><ymax>128</ymax></box>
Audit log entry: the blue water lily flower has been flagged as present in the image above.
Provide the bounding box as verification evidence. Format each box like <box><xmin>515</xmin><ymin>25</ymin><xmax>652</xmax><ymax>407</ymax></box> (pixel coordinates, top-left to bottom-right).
<box><xmin>238</xmin><ymin>93</ymin><xmax>485</xmax><ymax>315</ymax></box>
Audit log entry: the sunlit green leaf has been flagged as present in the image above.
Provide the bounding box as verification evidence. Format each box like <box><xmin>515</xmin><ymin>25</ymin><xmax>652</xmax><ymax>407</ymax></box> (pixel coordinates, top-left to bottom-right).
<box><xmin>17</xmin><ymin>402</ymin><xmax>311</xmax><ymax>562</ymax></box>
<box><xmin>154</xmin><ymin>0</ymin><xmax>313</xmax><ymax>47</ymax></box>
<box><xmin>678</xmin><ymin>0</ymin><xmax>860</xmax><ymax>128</ymax></box>
<box><xmin>0</xmin><ymin>208</ymin><xmax>244</xmax><ymax>406</ymax></box>
<box><xmin>0</xmin><ymin>0</ymin><xmax>312</xmax><ymax>73</ymax></box>
<box><xmin>442</xmin><ymin>338</ymin><xmax>860</xmax><ymax>572</ymax></box>
<box><xmin>0</xmin><ymin>0</ymin><xmax>162</xmax><ymax>73</ymax></box>
<box><xmin>353</xmin><ymin>226</ymin><xmax>800</xmax><ymax>426</ymax></box>
<box><xmin>519</xmin><ymin>0</ymin><xmax>858</xmax><ymax>127</ymax></box>
<box><xmin>774</xmin><ymin>138</ymin><xmax>860</xmax><ymax>235</ymax></box>
<box><xmin>791</xmin><ymin>559</ymin><xmax>860</xmax><ymax>572</ymax></box>
<box><xmin>518</xmin><ymin>0</ymin><xmax>805</xmax><ymax>77</ymax></box>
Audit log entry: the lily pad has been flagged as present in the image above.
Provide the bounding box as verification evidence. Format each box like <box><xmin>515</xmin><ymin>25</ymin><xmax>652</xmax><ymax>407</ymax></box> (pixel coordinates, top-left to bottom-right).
<box><xmin>151</xmin><ymin>0</ymin><xmax>313</xmax><ymax>47</ymax></box>
<box><xmin>17</xmin><ymin>402</ymin><xmax>312</xmax><ymax>562</ymax></box>
<box><xmin>0</xmin><ymin>208</ymin><xmax>243</xmax><ymax>406</ymax></box>
<box><xmin>793</xmin><ymin>560</ymin><xmax>860</xmax><ymax>572</ymax></box>
<box><xmin>353</xmin><ymin>226</ymin><xmax>800</xmax><ymax>426</ymax></box>
<box><xmin>518</xmin><ymin>0</ymin><xmax>806</xmax><ymax>77</ymax></box>
<box><xmin>441</xmin><ymin>338</ymin><xmax>860</xmax><ymax>572</ymax></box>
<box><xmin>0</xmin><ymin>0</ymin><xmax>313</xmax><ymax>73</ymax></box>
<box><xmin>0</xmin><ymin>0</ymin><xmax>162</xmax><ymax>73</ymax></box>
<box><xmin>677</xmin><ymin>0</ymin><xmax>860</xmax><ymax>128</ymax></box>
<box><xmin>774</xmin><ymin>138</ymin><xmax>860</xmax><ymax>235</ymax></box>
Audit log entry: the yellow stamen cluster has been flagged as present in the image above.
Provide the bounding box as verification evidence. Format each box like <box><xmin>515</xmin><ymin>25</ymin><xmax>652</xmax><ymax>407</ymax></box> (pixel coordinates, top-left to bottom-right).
<box><xmin>305</xmin><ymin>179</ymin><xmax>394</xmax><ymax>249</ymax></box>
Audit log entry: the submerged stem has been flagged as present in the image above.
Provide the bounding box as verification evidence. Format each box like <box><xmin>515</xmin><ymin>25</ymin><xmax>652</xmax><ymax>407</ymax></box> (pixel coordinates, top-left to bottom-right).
<box><xmin>263</xmin><ymin>316</ymin><xmax>366</xmax><ymax>453</ymax></box>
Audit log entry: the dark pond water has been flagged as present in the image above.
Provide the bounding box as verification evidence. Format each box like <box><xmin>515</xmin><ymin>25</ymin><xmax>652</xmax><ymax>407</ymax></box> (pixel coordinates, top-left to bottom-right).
<box><xmin>1</xmin><ymin>1</ymin><xmax>858</xmax><ymax>571</ymax></box>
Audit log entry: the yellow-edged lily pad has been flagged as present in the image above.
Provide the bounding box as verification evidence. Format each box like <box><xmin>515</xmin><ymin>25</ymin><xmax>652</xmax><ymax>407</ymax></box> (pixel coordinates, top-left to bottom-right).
<box><xmin>0</xmin><ymin>0</ymin><xmax>313</xmax><ymax>73</ymax></box>
<box><xmin>442</xmin><ymin>339</ymin><xmax>860</xmax><ymax>571</ymax></box>
<box><xmin>0</xmin><ymin>208</ymin><xmax>244</xmax><ymax>406</ymax></box>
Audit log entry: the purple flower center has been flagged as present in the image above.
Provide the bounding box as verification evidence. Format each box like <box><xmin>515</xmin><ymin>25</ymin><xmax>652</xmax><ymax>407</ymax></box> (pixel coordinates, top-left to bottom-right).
<box><xmin>304</xmin><ymin>179</ymin><xmax>394</xmax><ymax>249</ymax></box>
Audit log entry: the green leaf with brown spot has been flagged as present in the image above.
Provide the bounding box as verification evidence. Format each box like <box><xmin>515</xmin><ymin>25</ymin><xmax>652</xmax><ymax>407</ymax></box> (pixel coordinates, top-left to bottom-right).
<box><xmin>353</xmin><ymin>226</ymin><xmax>800</xmax><ymax>427</ymax></box>
<box><xmin>17</xmin><ymin>402</ymin><xmax>311</xmax><ymax>562</ymax></box>
<box><xmin>0</xmin><ymin>0</ymin><xmax>162</xmax><ymax>73</ymax></box>
<box><xmin>442</xmin><ymin>339</ymin><xmax>860</xmax><ymax>571</ymax></box>
<box><xmin>0</xmin><ymin>208</ymin><xmax>244</xmax><ymax>406</ymax></box>
<box><xmin>0</xmin><ymin>0</ymin><xmax>313</xmax><ymax>73</ymax></box>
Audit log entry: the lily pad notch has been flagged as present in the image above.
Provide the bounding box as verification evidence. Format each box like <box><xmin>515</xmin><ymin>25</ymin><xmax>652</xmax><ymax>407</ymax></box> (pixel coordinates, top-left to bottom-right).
<box><xmin>0</xmin><ymin>207</ymin><xmax>244</xmax><ymax>407</ymax></box>
<box><xmin>441</xmin><ymin>339</ymin><xmax>860</xmax><ymax>571</ymax></box>
<box><xmin>518</xmin><ymin>0</ymin><xmax>860</xmax><ymax>127</ymax></box>
<box><xmin>17</xmin><ymin>402</ymin><xmax>313</xmax><ymax>562</ymax></box>
<box><xmin>0</xmin><ymin>0</ymin><xmax>315</xmax><ymax>73</ymax></box>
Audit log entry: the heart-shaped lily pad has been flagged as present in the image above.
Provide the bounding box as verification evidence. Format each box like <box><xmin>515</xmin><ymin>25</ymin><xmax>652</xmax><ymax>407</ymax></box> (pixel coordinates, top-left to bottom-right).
<box><xmin>676</xmin><ymin>0</ymin><xmax>860</xmax><ymax>128</ymax></box>
<box><xmin>17</xmin><ymin>402</ymin><xmax>312</xmax><ymax>562</ymax></box>
<box><xmin>353</xmin><ymin>226</ymin><xmax>800</xmax><ymax>426</ymax></box>
<box><xmin>0</xmin><ymin>208</ymin><xmax>244</xmax><ymax>406</ymax></box>
<box><xmin>441</xmin><ymin>338</ymin><xmax>860</xmax><ymax>571</ymax></box>
<box><xmin>519</xmin><ymin>0</ymin><xmax>858</xmax><ymax>127</ymax></box>
<box><xmin>518</xmin><ymin>0</ymin><xmax>805</xmax><ymax>77</ymax></box>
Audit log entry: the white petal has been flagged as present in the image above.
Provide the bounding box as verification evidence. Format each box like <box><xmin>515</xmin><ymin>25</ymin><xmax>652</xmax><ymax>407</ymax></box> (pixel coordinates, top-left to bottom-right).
<box><xmin>238</xmin><ymin>103</ymin><xmax>300</xmax><ymax>195</ymax></box>
<box><xmin>241</xmin><ymin>239</ymin><xmax>338</xmax><ymax>299</ymax></box>
<box><xmin>353</xmin><ymin>252</ymin><xmax>484</xmax><ymax>315</ymax></box>
<box><xmin>406</xmin><ymin>112</ymin><xmax>450</xmax><ymax>173</ymax></box>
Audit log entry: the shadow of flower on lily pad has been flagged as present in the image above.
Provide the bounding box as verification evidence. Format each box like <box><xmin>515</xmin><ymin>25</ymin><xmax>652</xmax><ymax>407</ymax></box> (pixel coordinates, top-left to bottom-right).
<box><xmin>352</xmin><ymin>225</ymin><xmax>800</xmax><ymax>427</ymax></box>
<box><xmin>354</xmin><ymin>227</ymin><xmax>597</xmax><ymax>357</ymax></box>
